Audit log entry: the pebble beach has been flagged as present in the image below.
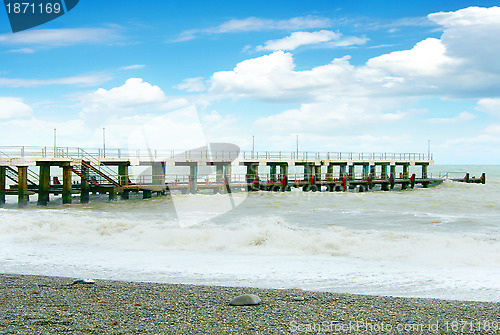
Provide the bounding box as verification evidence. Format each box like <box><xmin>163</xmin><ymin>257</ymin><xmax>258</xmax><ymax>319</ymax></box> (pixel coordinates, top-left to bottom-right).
<box><xmin>0</xmin><ymin>274</ymin><xmax>499</xmax><ymax>334</ymax></box>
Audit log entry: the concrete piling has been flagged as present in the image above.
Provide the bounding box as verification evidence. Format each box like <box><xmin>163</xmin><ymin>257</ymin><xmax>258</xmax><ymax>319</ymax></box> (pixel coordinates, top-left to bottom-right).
<box><xmin>190</xmin><ymin>165</ymin><xmax>197</xmax><ymax>193</ymax></box>
<box><xmin>269</xmin><ymin>164</ymin><xmax>277</xmax><ymax>182</ymax></box>
<box><xmin>348</xmin><ymin>165</ymin><xmax>355</xmax><ymax>181</ymax></box>
<box><xmin>118</xmin><ymin>163</ymin><xmax>129</xmax><ymax>186</ymax></box>
<box><xmin>80</xmin><ymin>163</ymin><xmax>90</xmax><ymax>203</ymax></box>
<box><xmin>17</xmin><ymin>166</ymin><xmax>29</xmax><ymax>208</ymax></box>
<box><xmin>0</xmin><ymin>166</ymin><xmax>6</xmax><ymax>205</ymax></box>
<box><xmin>108</xmin><ymin>188</ymin><xmax>117</xmax><ymax>201</ymax></box>
<box><xmin>314</xmin><ymin>165</ymin><xmax>322</xmax><ymax>185</ymax></box>
<box><xmin>422</xmin><ymin>164</ymin><xmax>428</xmax><ymax>179</ymax></box>
<box><xmin>62</xmin><ymin>165</ymin><xmax>72</xmax><ymax>204</ymax></box>
<box><xmin>37</xmin><ymin>164</ymin><xmax>50</xmax><ymax>205</ymax></box>
<box><xmin>403</xmin><ymin>164</ymin><xmax>409</xmax><ymax>179</ymax></box>
<box><xmin>215</xmin><ymin>163</ymin><xmax>224</xmax><ymax>183</ymax></box>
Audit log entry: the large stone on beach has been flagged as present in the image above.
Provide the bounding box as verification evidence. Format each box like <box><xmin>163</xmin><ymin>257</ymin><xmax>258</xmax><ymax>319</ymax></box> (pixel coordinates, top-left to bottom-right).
<box><xmin>229</xmin><ymin>294</ymin><xmax>261</xmax><ymax>306</ymax></box>
<box><xmin>70</xmin><ymin>279</ymin><xmax>95</xmax><ymax>285</ymax></box>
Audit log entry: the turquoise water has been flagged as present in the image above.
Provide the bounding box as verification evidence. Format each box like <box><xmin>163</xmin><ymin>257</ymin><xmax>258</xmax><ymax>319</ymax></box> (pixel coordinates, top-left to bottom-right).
<box><xmin>0</xmin><ymin>165</ymin><xmax>499</xmax><ymax>302</ymax></box>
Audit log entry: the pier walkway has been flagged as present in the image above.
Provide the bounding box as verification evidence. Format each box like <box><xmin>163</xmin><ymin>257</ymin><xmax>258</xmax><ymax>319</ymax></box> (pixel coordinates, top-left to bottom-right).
<box><xmin>0</xmin><ymin>145</ymin><xmax>484</xmax><ymax>207</ymax></box>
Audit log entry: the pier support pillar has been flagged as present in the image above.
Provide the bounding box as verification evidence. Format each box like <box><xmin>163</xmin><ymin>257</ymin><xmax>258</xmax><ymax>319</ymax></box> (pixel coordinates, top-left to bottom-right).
<box><xmin>390</xmin><ymin>165</ymin><xmax>396</xmax><ymax>178</ymax></box>
<box><xmin>301</xmin><ymin>163</ymin><xmax>313</xmax><ymax>181</ymax></box>
<box><xmin>225</xmin><ymin>164</ymin><xmax>232</xmax><ymax>182</ymax></box>
<box><xmin>403</xmin><ymin>164</ymin><xmax>409</xmax><ymax>179</ymax></box>
<box><xmin>151</xmin><ymin>162</ymin><xmax>165</xmax><ymax>186</ymax></box>
<box><xmin>348</xmin><ymin>165</ymin><xmax>355</xmax><ymax>181</ymax></box>
<box><xmin>62</xmin><ymin>165</ymin><xmax>72</xmax><ymax>204</ymax></box>
<box><xmin>301</xmin><ymin>164</ymin><xmax>314</xmax><ymax>191</ymax></box>
<box><xmin>315</xmin><ymin>165</ymin><xmax>322</xmax><ymax>182</ymax></box>
<box><xmin>118</xmin><ymin>163</ymin><xmax>129</xmax><ymax>186</ymax></box>
<box><xmin>143</xmin><ymin>190</ymin><xmax>152</xmax><ymax>199</ymax></box>
<box><xmin>269</xmin><ymin>164</ymin><xmax>277</xmax><ymax>182</ymax></box>
<box><xmin>380</xmin><ymin>164</ymin><xmax>388</xmax><ymax>180</ymax></box>
<box><xmin>121</xmin><ymin>190</ymin><xmax>130</xmax><ymax>200</ymax></box>
<box><xmin>279</xmin><ymin>164</ymin><xmax>288</xmax><ymax>181</ymax></box>
<box><xmin>0</xmin><ymin>166</ymin><xmax>5</xmax><ymax>205</ymax></box>
<box><xmin>207</xmin><ymin>162</ymin><xmax>231</xmax><ymax>184</ymax></box>
<box><xmin>362</xmin><ymin>164</ymin><xmax>369</xmax><ymax>180</ymax></box>
<box><xmin>339</xmin><ymin>164</ymin><xmax>347</xmax><ymax>180</ymax></box>
<box><xmin>370</xmin><ymin>165</ymin><xmax>376</xmax><ymax>179</ymax></box>
<box><xmin>175</xmin><ymin>161</ymin><xmax>197</xmax><ymax>192</ymax></box>
<box><xmin>421</xmin><ymin>164</ymin><xmax>428</xmax><ymax>179</ymax></box>
<box><xmin>108</xmin><ymin>188</ymin><xmax>117</xmax><ymax>201</ymax></box>
<box><xmin>190</xmin><ymin>165</ymin><xmax>198</xmax><ymax>193</ymax></box>
<box><xmin>37</xmin><ymin>164</ymin><xmax>50</xmax><ymax>206</ymax></box>
<box><xmin>18</xmin><ymin>166</ymin><xmax>29</xmax><ymax>208</ymax></box>
<box><xmin>327</xmin><ymin>164</ymin><xmax>333</xmax><ymax>181</ymax></box>
<box><xmin>245</xmin><ymin>163</ymin><xmax>259</xmax><ymax>190</ymax></box>
<box><xmin>380</xmin><ymin>166</ymin><xmax>389</xmax><ymax>191</ymax></box>
<box><xmin>245</xmin><ymin>163</ymin><xmax>258</xmax><ymax>183</ymax></box>
<box><xmin>313</xmin><ymin>165</ymin><xmax>321</xmax><ymax>192</ymax></box>
<box><xmin>80</xmin><ymin>163</ymin><xmax>90</xmax><ymax>203</ymax></box>
<box><xmin>215</xmin><ymin>164</ymin><xmax>224</xmax><ymax>183</ymax></box>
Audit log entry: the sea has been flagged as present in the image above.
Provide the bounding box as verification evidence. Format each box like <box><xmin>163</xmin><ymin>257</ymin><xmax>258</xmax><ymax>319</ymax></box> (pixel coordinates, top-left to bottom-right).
<box><xmin>0</xmin><ymin>165</ymin><xmax>499</xmax><ymax>302</ymax></box>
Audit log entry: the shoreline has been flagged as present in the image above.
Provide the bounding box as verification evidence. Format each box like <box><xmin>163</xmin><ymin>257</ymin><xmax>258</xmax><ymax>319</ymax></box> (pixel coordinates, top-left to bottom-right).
<box><xmin>1</xmin><ymin>274</ymin><xmax>499</xmax><ymax>334</ymax></box>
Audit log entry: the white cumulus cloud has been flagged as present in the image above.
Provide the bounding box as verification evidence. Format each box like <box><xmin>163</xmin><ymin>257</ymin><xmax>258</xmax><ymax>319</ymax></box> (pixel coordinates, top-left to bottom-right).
<box><xmin>476</xmin><ymin>98</ymin><xmax>500</xmax><ymax>117</ymax></box>
<box><xmin>174</xmin><ymin>16</ymin><xmax>332</xmax><ymax>42</ymax></box>
<box><xmin>367</xmin><ymin>38</ymin><xmax>459</xmax><ymax>77</ymax></box>
<box><xmin>209</xmin><ymin>51</ymin><xmax>401</xmax><ymax>102</ymax></box>
<box><xmin>425</xmin><ymin>111</ymin><xmax>476</xmax><ymax>124</ymax></box>
<box><xmin>119</xmin><ymin>65</ymin><xmax>146</xmax><ymax>71</ymax></box>
<box><xmin>175</xmin><ymin>77</ymin><xmax>208</xmax><ymax>92</ymax></box>
<box><xmin>0</xmin><ymin>73</ymin><xmax>112</xmax><ymax>87</ymax></box>
<box><xmin>428</xmin><ymin>6</ymin><xmax>500</xmax><ymax>77</ymax></box>
<box><xmin>256</xmin><ymin>30</ymin><xmax>341</xmax><ymax>51</ymax></box>
<box><xmin>0</xmin><ymin>27</ymin><xmax>123</xmax><ymax>47</ymax></box>
<box><xmin>208</xmin><ymin>6</ymin><xmax>500</xmax><ymax>108</ymax></box>
<box><xmin>80</xmin><ymin>78</ymin><xmax>190</xmax><ymax>126</ymax></box>
<box><xmin>0</xmin><ymin>97</ymin><xmax>33</xmax><ymax>120</ymax></box>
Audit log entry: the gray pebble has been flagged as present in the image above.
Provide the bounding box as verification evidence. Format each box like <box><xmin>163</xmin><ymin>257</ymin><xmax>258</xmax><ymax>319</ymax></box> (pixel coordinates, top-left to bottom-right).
<box><xmin>229</xmin><ymin>294</ymin><xmax>261</xmax><ymax>306</ymax></box>
<box><xmin>71</xmin><ymin>279</ymin><xmax>95</xmax><ymax>285</ymax></box>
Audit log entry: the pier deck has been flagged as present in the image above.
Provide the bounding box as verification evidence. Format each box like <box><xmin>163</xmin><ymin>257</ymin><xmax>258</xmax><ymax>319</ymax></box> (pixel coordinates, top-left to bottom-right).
<box><xmin>0</xmin><ymin>146</ymin><xmax>484</xmax><ymax>207</ymax></box>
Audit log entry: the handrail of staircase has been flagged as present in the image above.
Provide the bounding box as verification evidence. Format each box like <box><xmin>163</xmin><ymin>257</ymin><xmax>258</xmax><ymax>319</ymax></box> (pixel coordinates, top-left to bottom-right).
<box><xmin>81</xmin><ymin>161</ymin><xmax>120</xmax><ymax>187</ymax></box>
<box><xmin>70</xmin><ymin>148</ymin><xmax>121</xmax><ymax>185</ymax></box>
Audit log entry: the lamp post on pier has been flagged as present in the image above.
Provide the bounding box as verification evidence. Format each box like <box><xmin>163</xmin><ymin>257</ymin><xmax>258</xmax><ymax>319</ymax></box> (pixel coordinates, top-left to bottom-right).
<box><xmin>53</xmin><ymin>128</ymin><xmax>56</xmax><ymax>157</ymax></box>
<box><xmin>296</xmin><ymin>135</ymin><xmax>299</xmax><ymax>159</ymax></box>
<box><xmin>103</xmin><ymin>127</ymin><xmax>106</xmax><ymax>158</ymax></box>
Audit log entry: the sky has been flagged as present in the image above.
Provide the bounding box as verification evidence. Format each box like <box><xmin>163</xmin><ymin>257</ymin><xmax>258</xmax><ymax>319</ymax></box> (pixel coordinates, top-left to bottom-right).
<box><xmin>1</xmin><ymin>0</ymin><xmax>500</xmax><ymax>164</ymax></box>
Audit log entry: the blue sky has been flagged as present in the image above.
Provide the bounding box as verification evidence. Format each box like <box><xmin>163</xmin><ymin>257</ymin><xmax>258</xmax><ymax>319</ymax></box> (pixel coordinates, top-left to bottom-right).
<box><xmin>1</xmin><ymin>0</ymin><xmax>500</xmax><ymax>163</ymax></box>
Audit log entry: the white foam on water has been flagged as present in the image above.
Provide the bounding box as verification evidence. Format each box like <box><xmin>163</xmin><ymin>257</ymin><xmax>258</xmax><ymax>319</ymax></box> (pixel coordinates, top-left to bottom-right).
<box><xmin>1</xmin><ymin>167</ymin><xmax>499</xmax><ymax>302</ymax></box>
<box><xmin>1</xmin><ymin>208</ymin><xmax>498</xmax><ymax>266</ymax></box>
<box><xmin>1</xmin><ymin>239</ymin><xmax>499</xmax><ymax>302</ymax></box>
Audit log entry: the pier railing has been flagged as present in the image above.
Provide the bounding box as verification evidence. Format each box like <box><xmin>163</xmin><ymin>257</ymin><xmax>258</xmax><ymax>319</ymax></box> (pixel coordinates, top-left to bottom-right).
<box><xmin>240</xmin><ymin>151</ymin><xmax>432</xmax><ymax>161</ymax></box>
<box><xmin>134</xmin><ymin>172</ymin><xmax>438</xmax><ymax>186</ymax></box>
<box><xmin>0</xmin><ymin>146</ymin><xmax>433</xmax><ymax>162</ymax></box>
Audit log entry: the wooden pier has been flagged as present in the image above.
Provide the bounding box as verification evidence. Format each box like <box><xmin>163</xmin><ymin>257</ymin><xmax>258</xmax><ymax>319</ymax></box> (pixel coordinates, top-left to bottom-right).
<box><xmin>0</xmin><ymin>145</ymin><xmax>484</xmax><ymax>207</ymax></box>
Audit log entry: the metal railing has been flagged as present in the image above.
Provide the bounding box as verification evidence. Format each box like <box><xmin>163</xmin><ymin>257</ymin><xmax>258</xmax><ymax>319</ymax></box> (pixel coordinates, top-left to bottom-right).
<box><xmin>0</xmin><ymin>146</ymin><xmax>433</xmax><ymax>162</ymax></box>
<box><xmin>241</xmin><ymin>151</ymin><xmax>432</xmax><ymax>161</ymax></box>
<box><xmin>132</xmin><ymin>171</ymin><xmax>431</xmax><ymax>186</ymax></box>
